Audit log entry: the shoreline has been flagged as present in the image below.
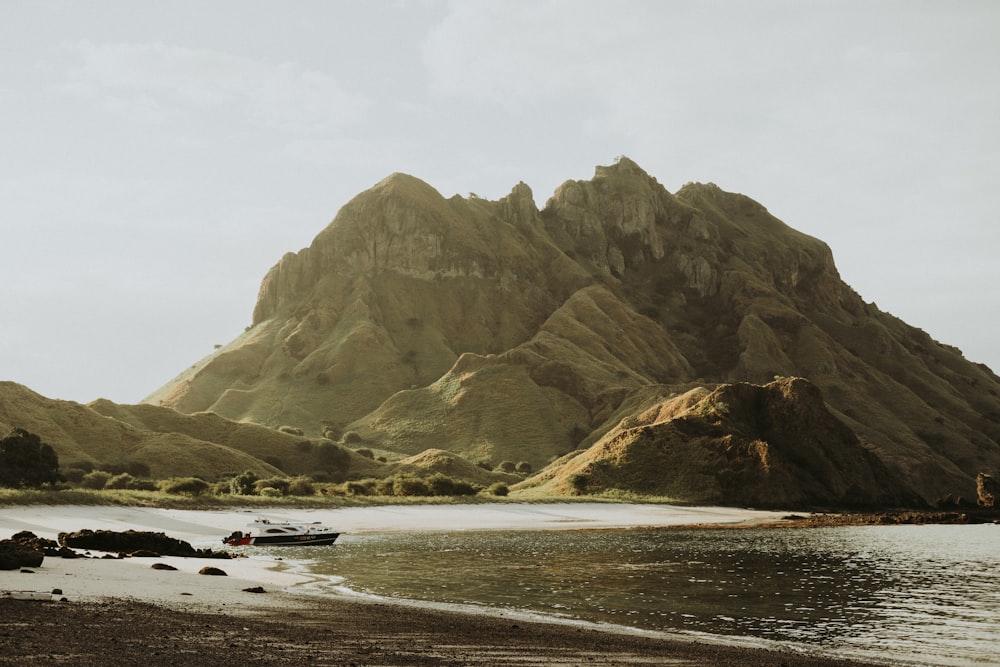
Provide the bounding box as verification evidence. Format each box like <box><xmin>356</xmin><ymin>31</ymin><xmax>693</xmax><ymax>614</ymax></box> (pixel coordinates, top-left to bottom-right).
<box><xmin>1</xmin><ymin>503</ymin><xmax>888</xmax><ymax>666</ymax></box>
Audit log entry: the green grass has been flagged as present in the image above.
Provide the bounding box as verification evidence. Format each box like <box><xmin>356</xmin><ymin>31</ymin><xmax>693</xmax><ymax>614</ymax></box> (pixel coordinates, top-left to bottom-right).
<box><xmin>0</xmin><ymin>486</ymin><xmax>698</xmax><ymax>509</ymax></box>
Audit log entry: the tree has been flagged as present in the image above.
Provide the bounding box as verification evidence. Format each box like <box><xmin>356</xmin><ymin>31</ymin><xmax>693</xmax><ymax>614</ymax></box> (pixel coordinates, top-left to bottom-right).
<box><xmin>0</xmin><ymin>428</ymin><xmax>61</xmax><ymax>488</ymax></box>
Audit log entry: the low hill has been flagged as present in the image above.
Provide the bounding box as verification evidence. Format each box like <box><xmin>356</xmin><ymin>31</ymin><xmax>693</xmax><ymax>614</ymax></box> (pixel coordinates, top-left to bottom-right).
<box><xmin>0</xmin><ymin>381</ymin><xmax>279</xmax><ymax>480</ymax></box>
<box><xmin>517</xmin><ymin>377</ymin><xmax>921</xmax><ymax>508</ymax></box>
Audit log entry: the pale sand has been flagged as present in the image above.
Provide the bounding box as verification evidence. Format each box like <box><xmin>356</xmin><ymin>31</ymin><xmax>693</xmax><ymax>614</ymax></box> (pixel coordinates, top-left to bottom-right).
<box><xmin>0</xmin><ymin>503</ymin><xmax>789</xmax><ymax>613</ymax></box>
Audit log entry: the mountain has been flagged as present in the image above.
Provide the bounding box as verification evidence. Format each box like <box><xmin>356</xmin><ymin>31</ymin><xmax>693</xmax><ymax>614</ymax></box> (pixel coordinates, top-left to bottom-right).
<box><xmin>118</xmin><ymin>158</ymin><xmax>997</xmax><ymax>505</ymax></box>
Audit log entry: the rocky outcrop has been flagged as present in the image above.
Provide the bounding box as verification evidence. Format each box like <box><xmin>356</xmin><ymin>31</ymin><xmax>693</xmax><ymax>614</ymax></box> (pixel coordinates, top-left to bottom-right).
<box><xmin>977</xmin><ymin>473</ymin><xmax>998</xmax><ymax>507</ymax></box>
<box><xmin>519</xmin><ymin>377</ymin><xmax>919</xmax><ymax>508</ymax></box>
<box><xmin>0</xmin><ymin>540</ymin><xmax>43</xmax><ymax>570</ymax></box>
<box><xmin>57</xmin><ymin>530</ymin><xmax>231</xmax><ymax>558</ymax></box>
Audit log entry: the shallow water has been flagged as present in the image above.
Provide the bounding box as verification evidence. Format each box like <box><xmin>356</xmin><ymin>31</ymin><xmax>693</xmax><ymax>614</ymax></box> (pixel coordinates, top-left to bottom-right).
<box><xmin>270</xmin><ymin>524</ymin><xmax>1000</xmax><ymax>666</ymax></box>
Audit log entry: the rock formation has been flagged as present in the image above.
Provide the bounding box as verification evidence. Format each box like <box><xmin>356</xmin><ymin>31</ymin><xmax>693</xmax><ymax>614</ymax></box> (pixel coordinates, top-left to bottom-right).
<box><xmin>977</xmin><ymin>472</ymin><xmax>998</xmax><ymax>507</ymax></box>
<box><xmin>141</xmin><ymin>157</ymin><xmax>1000</xmax><ymax>506</ymax></box>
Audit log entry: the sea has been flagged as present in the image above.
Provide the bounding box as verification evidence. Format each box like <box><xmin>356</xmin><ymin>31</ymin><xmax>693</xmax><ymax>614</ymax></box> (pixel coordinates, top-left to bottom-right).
<box><xmin>267</xmin><ymin>523</ymin><xmax>999</xmax><ymax>666</ymax></box>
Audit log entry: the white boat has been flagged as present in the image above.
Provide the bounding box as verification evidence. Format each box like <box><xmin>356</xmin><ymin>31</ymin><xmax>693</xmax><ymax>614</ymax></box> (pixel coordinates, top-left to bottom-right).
<box><xmin>222</xmin><ymin>518</ymin><xmax>340</xmax><ymax>547</ymax></box>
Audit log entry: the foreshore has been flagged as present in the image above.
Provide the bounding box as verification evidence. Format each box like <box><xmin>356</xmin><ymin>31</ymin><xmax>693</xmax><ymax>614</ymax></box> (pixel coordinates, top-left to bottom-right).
<box><xmin>0</xmin><ymin>503</ymin><xmax>883</xmax><ymax>666</ymax></box>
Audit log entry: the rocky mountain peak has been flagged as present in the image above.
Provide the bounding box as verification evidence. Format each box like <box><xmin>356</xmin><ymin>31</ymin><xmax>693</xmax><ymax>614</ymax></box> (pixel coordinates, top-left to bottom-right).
<box><xmin>145</xmin><ymin>159</ymin><xmax>1000</xmax><ymax>506</ymax></box>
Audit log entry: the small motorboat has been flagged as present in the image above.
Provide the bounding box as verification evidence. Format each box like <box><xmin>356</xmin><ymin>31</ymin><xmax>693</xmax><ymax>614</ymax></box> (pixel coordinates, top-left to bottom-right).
<box><xmin>223</xmin><ymin>518</ymin><xmax>340</xmax><ymax>547</ymax></box>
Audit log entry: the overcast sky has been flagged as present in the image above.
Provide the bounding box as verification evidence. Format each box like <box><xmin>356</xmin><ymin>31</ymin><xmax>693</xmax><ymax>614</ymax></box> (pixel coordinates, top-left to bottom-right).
<box><xmin>2</xmin><ymin>1</ymin><xmax>998</xmax><ymax>404</ymax></box>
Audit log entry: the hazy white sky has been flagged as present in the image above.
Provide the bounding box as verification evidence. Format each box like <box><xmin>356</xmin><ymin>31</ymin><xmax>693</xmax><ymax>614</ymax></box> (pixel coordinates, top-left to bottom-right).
<box><xmin>2</xmin><ymin>1</ymin><xmax>998</xmax><ymax>404</ymax></box>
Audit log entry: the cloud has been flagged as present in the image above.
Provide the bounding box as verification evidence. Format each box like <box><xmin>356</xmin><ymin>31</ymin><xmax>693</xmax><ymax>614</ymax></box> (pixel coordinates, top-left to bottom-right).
<box><xmin>54</xmin><ymin>40</ymin><xmax>372</xmax><ymax>134</ymax></box>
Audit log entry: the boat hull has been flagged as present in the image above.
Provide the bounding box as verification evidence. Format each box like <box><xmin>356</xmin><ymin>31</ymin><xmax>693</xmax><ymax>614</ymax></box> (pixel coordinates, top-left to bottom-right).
<box><xmin>248</xmin><ymin>532</ymin><xmax>339</xmax><ymax>546</ymax></box>
<box><xmin>224</xmin><ymin>532</ymin><xmax>340</xmax><ymax>547</ymax></box>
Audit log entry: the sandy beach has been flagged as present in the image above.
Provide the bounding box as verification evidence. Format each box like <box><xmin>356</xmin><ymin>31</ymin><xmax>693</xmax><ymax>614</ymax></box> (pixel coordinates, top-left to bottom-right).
<box><xmin>0</xmin><ymin>503</ymin><xmax>881</xmax><ymax>666</ymax></box>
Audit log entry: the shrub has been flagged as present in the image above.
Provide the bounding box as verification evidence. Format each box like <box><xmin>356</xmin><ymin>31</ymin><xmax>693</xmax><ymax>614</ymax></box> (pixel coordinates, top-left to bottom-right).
<box><xmin>79</xmin><ymin>470</ymin><xmax>112</xmax><ymax>490</ymax></box>
<box><xmin>568</xmin><ymin>473</ymin><xmax>589</xmax><ymax>495</ymax></box>
<box><xmin>104</xmin><ymin>473</ymin><xmax>137</xmax><ymax>490</ymax></box>
<box><xmin>342</xmin><ymin>431</ymin><xmax>362</xmax><ymax>444</ymax></box>
<box><xmin>287</xmin><ymin>476</ymin><xmax>315</xmax><ymax>496</ymax></box>
<box><xmin>391</xmin><ymin>475</ymin><xmax>430</xmax><ymax>497</ymax></box>
<box><xmin>475</xmin><ymin>460</ymin><xmax>493</xmax><ymax>471</ymax></box>
<box><xmin>255</xmin><ymin>477</ymin><xmax>290</xmax><ymax>495</ymax></box>
<box><xmin>278</xmin><ymin>425</ymin><xmax>304</xmax><ymax>436</ymax></box>
<box><xmin>296</xmin><ymin>440</ymin><xmax>314</xmax><ymax>453</ymax></box>
<box><xmin>497</xmin><ymin>461</ymin><xmax>517</xmax><ymax>473</ymax></box>
<box><xmin>315</xmin><ymin>442</ymin><xmax>350</xmax><ymax>478</ymax></box>
<box><xmin>259</xmin><ymin>487</ymin><xmax>282</xmax><ymax>498</ymax></box>
<box><xmin>355</xmin><ymin>448</ymin><xmax>374</xmax><ymax>459</ymax></box>
<box><xmin>487</xmin><ymin>483</ymin><xmax>509</xmax><ymax>497</ymax></box>
<box><xmin>230</xmin><ymin>470</ymin><xmax>259</xmax><ymax>495</ymax></box>
<box><xmin>343</xmin><ymin>480</ymin><xmax>373</xmax><ymax>496</ymax></box>
<box><xmin>158</xmin><ymin>477</ymin><xmax>211</xmax><ymax>496</ymax></box>
<box><xmin>515</xmin><ymin>461</ymin><xmax>533</xmax><ymax>474</ymax></box>
<box><xmin>427</xmin><ymin>473</ymin><xmax>478</xmax><ymax>496</ymax></box>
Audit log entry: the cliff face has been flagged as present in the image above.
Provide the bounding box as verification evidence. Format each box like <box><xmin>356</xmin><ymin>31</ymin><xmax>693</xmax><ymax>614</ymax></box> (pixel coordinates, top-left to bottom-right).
<box><xmin>144</xmin><ymin>158</ymin><xmax>1000</xmax><ymax>506</ymax></box>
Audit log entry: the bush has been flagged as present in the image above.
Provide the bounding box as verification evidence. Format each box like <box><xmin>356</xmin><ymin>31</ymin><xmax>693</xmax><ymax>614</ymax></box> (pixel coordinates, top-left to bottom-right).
<box><xmin>475</xmin><ymin>460</ymin><xmax>493</xmax><ymax>471</ymax></box>
<box><xmin>104</xmin><ymin>473</ymin><xmax>137</xmax><ymax>490</ymax></box>
<box><xmin>343</xmin><ymin>480</ymin><xmax>373</xmax><ymax>496</ymax></box>
<box><xmin>568</xmin><ymin>473</ymin><xmax>589</xmax><ymax>495</ymax></box>
<box><xmin>391</xmin><ymin>475</ymin><xmax>430</xmax><ymax>497</ymax></box>
<box><xmin>374</xmin><ymin>474</ymin><xmax>430</xmax><ymax>497</ymax></box>
<box><xmin>355</xmin><ymin>448</ymin><xmax>374</xmax><ymax>459</ymax></box>
<box><xmin>158</xmin><ymin>477</ymin><xmax>211</xmax><ymax>496</ymax></box>
<box><xmin>287</xmin><ymin>476</ymin><xmax>315</xmax><ymax>496</ymax></box>
<box><xmin>487</xmin><ymin>483</ymin><xmax>509</xmax><ymax>497</ymax></box>
<box><xmin>255</xmin><ymin>477</ymin><xmax>290</xmax><ymax>495</ymax></box>
<box><xmin>79</xmin><ymin>470</ymin><xmax>112</xmax><ymax>490</ymax></box>
<box><xmin>278</xmin><ymin>425</ymin><xmax>304</xmax><ymax>436</ymax></box>
<box><xmin>427</xmin><ymin>473</ymin><xmax>478</xmax><ymax>496</ymax></box>
<box><xmin>259</xmin><ymin>487</ymin><xmax>282</xmax><ymax>498</ymax></box>
<box><xmin>230</xmin><ymin>470</ymin><xmax>259</xmax><ymax>495</ymax></box>
<box><xmin>515</xmin><ymin>461</ymin><xmax>533</xmax><ymax>474</ymax></box>
<box><xmin>342</xmin><ymin>431</ymin><xmax>362</xmax><ymax>444</ymax></box>
<box><xmin>315</xmin><ymin>442</ymin><xmax>350</xmax><ymax>477</ymax></box>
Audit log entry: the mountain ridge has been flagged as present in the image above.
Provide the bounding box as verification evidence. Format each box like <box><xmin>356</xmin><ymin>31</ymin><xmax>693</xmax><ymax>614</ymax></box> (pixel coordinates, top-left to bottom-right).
<box><xmin>7</xmin><ymin>157</ymin><xmax>999</xmax><ymax>507</ymax></box>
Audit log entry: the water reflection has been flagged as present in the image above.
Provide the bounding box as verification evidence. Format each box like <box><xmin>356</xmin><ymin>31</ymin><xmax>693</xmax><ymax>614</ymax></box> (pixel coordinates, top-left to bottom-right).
<box><xmin>289</xmin><ymin>524</ymin><xmax>999</xmax><ymax>666</ymax></box>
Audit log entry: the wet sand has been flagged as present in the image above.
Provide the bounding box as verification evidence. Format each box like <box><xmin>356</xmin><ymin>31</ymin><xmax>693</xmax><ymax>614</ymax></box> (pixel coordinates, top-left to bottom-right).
<box><xmin>0</xmin><ymin>595</ymin><xmax>881</xmax><ymax>666</ymax></box>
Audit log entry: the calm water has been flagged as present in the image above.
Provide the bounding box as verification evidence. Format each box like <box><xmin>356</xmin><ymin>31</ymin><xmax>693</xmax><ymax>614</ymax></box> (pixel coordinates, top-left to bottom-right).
<box><xmin>271</xmin><ymin>525</ymin><xmax>999</xmax><ymax>666</ymax></box>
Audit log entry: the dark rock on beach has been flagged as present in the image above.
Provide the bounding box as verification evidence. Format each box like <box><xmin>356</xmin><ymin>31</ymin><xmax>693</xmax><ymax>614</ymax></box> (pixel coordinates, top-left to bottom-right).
<box><xmin>57</xmin><ymin>529</ymin><xmax>232</xmax><ymax>558</ymax></box>
<box><xmin>0</xmin><ymin>540</ymin><xmax>43</xmax><ymax>570</ymax></box>
<box><xmin>150</xmin><ymin>562</ymin><xmax>177</xmax><ymax>571</ymax></box>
